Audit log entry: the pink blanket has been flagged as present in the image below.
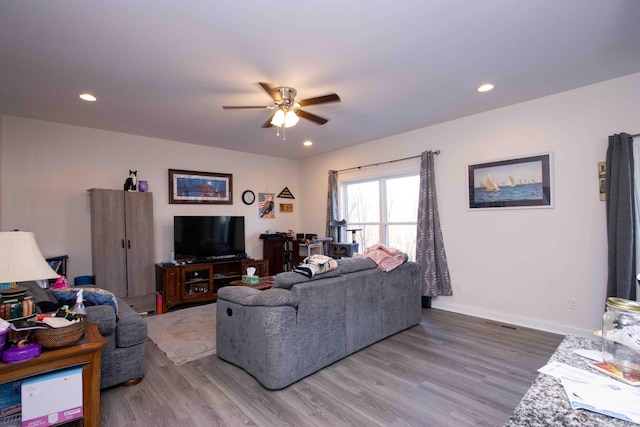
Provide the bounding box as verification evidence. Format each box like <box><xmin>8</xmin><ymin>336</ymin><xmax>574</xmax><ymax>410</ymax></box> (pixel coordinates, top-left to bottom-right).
<box><xmin>363</xmin><ymin>244</ymin><xmax>407</xmax><ymax>272</ymax></box>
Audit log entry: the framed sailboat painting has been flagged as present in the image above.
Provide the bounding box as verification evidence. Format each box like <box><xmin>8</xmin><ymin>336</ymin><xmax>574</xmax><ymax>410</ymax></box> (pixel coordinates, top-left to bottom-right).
<box><xmin>467</xmin><ymin>153</ymin><xmax>553</xmax><ymax>209</ymax></box>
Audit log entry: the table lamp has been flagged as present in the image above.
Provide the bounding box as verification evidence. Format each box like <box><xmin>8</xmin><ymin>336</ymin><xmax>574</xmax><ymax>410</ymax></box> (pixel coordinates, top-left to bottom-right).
<box><xmin>0</xmin><ymin>231</ymin><xmax>59</xmax><ymax>288</ymax></box>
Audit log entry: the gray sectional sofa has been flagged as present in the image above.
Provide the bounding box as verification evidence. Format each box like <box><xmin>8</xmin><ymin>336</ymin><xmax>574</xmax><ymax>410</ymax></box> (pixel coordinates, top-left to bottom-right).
<box><xmin>216</xmin><ymin>257</ymin><xmax>421</xmax><ymax>390</ymax></box>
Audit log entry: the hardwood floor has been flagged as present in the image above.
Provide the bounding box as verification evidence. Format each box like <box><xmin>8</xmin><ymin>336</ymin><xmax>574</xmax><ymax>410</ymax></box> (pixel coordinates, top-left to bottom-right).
<box><xmin>100</xmin><ymin>308</ymin><xmax>564</xmax><ymax>427</ymax></box>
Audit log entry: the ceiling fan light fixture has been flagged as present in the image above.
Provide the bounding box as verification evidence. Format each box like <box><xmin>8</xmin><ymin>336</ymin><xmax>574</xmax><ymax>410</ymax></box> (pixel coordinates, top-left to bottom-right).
<box><xmin>284</xmin><ymin>110</ymin><xmax>299</xmax><ymax>127</ymax></box>
<box><xmin>223</xmin><ymin>82</ymin><xmax>340</xmax><ymax>131</ymax></box>
<box><xmin>271</xmin><ymin>109</ymin><xmax>285</xmax><ymax>127</ymax></box>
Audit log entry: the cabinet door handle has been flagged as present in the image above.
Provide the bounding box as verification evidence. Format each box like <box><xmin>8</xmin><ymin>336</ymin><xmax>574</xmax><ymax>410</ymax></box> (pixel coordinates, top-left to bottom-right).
<box><xmin>121</xmin><ymin>239</ymin><xmax>125</xmax><ymax>248</ymax></box>
<box><xmin>128</xmin><ymin>240</ymin><xmax>131</xmax><ymax>249</ymax></box>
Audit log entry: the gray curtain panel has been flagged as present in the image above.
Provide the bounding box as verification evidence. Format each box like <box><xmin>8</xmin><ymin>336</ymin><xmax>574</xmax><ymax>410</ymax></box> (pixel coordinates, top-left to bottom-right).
<box><xmin>416</xmin><ymin>151</ymin><xmax>452</xmax><ymax>297</ymax></box>
<box><xmin>326</xmin><ymin>170</ymin><xmax>339</xmax><ymax>240</ymax></box>
<box><xmin>606</xmin><ymin>133</ymin><xmax>636</xmax><ymax>300</ymax></box>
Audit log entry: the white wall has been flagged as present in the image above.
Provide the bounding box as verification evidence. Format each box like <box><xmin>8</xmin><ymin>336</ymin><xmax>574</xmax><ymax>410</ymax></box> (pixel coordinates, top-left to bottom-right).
<box><xmin>0</xmin><ymin>117</ymin><xmax>300</xmax><ymax>279</ymax></box>
<box><xmin>299</xmin><ymin>72</ymin><xmax>640</xmax><ymax>337</ymax></box>
<box><xmin>2</xmin><ymin>73</ymin><xmax>638</xmax><ymax>336</ymax></box>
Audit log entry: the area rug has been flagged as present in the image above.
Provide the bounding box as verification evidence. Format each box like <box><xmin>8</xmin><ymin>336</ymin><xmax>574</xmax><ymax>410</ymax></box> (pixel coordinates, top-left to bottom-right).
<box><xmin>146</xmin><ymin>303</ymin><xmax>217</xmax><ymax>366</ymax></box>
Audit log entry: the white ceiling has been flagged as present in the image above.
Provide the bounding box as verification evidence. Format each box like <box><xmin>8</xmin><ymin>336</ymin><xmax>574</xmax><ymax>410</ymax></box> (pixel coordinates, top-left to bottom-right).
<box><xmin>1</xmin><ymin>1</ymin><xmax>639</xmax><ymax>160</ymax></box>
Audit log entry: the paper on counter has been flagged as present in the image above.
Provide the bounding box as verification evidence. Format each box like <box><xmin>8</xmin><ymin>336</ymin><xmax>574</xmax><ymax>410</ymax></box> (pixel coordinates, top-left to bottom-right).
<box><xmin>539</xmin><ymin>361</ymin><xmax>610</xmax><ymax>384</ymax></box>
<box><xmin>562</xmin><ymin>377</ymin><xmax>640</xmax><ymax>424</ymax></box>
<box><xmin>539</xmin><ymin>361</ymin><xmax>640</xmax><ymax>424</ymax></box>
<box><xmin>573</xmin><ymin>348</ymin><xmax>604</xmax><ymax>362</ymax></box>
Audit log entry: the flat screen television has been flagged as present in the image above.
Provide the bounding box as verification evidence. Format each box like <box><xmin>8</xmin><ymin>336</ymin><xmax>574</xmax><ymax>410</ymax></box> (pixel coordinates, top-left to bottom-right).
<box><xmin>174</xmin><ymin>216</ymin><xmax>246</xmax><ymax>262</ymax></box>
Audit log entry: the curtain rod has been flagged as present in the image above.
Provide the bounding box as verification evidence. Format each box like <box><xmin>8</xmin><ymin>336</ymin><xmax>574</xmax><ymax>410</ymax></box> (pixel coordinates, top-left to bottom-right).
<box><xmin>336</xmin><ymin>134</ymin><xmax>638</xmax><ymax>174</ymax></box>
<box><xmin>336</xmin><ymin>150</ymin><xmax>440</xmax><ymax>173</ymax></box>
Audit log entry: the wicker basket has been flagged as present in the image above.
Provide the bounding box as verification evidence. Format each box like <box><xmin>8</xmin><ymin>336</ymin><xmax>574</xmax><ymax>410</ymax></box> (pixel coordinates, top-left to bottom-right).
<box><xmin>33</xmin><ymin>315</ymin><xmax>86</xmax><ymax>349</ymax></box>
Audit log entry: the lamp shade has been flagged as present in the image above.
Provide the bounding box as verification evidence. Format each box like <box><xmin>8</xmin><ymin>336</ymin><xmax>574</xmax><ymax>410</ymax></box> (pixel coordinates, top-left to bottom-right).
<box><xmin>0</xmin><ymin>232</ymin><xmax>59</xmax><ymax>283</ymax></box>
<box><xmin>271</xmin><ymin>109</ymin><xmax>285</xmax><ymax>127</ymax></box>
<box><xmin>284</xmin><ymin>110</ymin><xmax>299</xmax><ymax>128</ymax></box>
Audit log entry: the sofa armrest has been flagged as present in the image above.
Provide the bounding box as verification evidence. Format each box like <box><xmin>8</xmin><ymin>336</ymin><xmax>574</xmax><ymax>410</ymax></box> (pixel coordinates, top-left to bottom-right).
<box><xmin>85</xmin><ymin>305</ymin><xmax>116</xmax><ymax>337</ymax></box>
<box><xmin>115</xmin><ymin>302</ymin><xmax>147</xmax><ymax>347</ymax></box>
<box><xmin>217</xmin><ymin>287</ymin><xmax>298</xmax><ymax>307</ymax></box>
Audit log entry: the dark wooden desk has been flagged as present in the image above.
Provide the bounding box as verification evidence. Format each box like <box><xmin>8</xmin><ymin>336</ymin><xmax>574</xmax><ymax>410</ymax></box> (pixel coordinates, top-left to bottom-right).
<box><xmin>229</xmin><ymin>276</ymin><xmax>274</xmax><ymax>290</ymax></box>
<box><xmin>0</xmin><ymin>323</ymin><xmax>106</xmax><ymax>427</ymax></box>
<box><xmin>260</xmin><ymin>236</ymin><xmax>302</xmax><ymax>275</ymax></box>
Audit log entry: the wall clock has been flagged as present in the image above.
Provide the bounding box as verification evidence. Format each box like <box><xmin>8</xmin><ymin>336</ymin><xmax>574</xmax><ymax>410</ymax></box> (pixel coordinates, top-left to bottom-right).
<box><xmin>242</xmin><ymin>190</ymin><xmax>255</xmax><ymax>205</ymax></box>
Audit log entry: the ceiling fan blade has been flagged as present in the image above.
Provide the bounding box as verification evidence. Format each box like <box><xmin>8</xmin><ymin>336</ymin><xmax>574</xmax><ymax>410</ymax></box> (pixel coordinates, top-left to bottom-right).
<box><xmin>297</xmin><ymin>93</ymin><xmax>341</xmax><ymax>107</ymax></box>
<box><xmin>261</xmin><ymin>113</ymin><xmax>275</xmax><ymax>128</ymax></box>
<box><xmin>297</xmin><ymin>109</ymin><xmax>329</xmax><ymax>125</ymax></box>
<box><xmin>258</xmin><ymin>82</ymin><xmax>282</xmax><ymax>103</ymax></box>
<box><xmin>222</xmin><ymin>106</ymin><xmax>269</xmax><ymax>109</ymax></box>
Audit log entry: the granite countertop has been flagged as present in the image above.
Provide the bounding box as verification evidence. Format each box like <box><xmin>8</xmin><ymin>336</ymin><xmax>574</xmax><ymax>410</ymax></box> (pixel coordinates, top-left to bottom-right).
<box><xmin>504</xmin><ymin>335</ymin><xmax>637</xmax><ymax>427</ymax></box>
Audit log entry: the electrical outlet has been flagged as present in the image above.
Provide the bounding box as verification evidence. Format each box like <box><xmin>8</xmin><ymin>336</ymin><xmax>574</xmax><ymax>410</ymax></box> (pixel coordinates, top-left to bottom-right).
<box><xmin>569</xmin><ymin>297</ymin><xmax>578</xmax><ymax>310</ymax></box>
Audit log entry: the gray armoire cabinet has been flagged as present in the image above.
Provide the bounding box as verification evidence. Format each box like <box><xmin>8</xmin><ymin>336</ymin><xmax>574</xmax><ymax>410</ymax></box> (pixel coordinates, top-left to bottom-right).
<box><xmin>88</xmin><ymin>189</ymin><xmax>155</xmax><ymax>313</ymax></box>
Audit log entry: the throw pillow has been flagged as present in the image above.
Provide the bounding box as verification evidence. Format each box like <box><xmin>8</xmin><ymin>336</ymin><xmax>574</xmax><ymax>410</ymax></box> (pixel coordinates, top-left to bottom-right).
<box><xmin>51</xmin><ymin>287</ymin><xmax>118</xmax><ymax>315</ymax></box>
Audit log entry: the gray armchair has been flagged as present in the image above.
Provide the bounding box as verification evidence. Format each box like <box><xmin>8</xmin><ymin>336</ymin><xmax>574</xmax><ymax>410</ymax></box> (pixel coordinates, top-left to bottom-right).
<box><xmin>22</xmin><ymin>282</ymin><xmax>147</xmax><ymax>389</ymax></box>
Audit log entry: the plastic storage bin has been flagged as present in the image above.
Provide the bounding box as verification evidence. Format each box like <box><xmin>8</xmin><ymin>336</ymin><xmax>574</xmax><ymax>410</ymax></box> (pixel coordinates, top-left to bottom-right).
<box><xmin>73</xmin><ymin>276</ymin><xmax>94</xmax><ymax>287</ymax></box>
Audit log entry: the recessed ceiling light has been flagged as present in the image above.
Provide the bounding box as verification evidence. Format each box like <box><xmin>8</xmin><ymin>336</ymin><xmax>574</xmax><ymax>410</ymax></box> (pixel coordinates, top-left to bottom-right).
<box><xmin>79</xmin><ymin>93</ymin><xmax>97</xmax><ymax>102</ymax></box>
<box><xmin>477</xmin><ymin>83</ymin><xmax>494</xmax><ymax>93</ymax></box>
<box><xmin>303</xmin><ymin>140</ymin><xmax>313</xmax><ymax>147</ymax></box>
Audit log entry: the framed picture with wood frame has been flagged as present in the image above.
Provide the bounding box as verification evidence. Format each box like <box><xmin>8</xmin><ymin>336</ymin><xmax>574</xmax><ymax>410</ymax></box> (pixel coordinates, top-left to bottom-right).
<box><xmin>598</xmin><ymin>161</ymin><xmax>606</xmax><ymax>201</ymax></box>
<box><xmin>168</xmin><ymin>169</ymin><xmax>233</xmax><ymax>204</ymax></box>
<box><xmin>467</xmin><ymin>153</ymin><xmax>553</xmax><ymax>210</ymax></box>
<box><xmin>279</xmin><ymin>203</ymin><xmax>293</xmax><ymax>213</ymax></box>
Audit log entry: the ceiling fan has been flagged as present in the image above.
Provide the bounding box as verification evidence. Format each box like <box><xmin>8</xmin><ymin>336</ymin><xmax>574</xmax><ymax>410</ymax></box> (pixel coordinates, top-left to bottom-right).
<box><xmin>222</xmin><ymin>82</ymin><xmax>341</xmax><ymax>129</ymax></box>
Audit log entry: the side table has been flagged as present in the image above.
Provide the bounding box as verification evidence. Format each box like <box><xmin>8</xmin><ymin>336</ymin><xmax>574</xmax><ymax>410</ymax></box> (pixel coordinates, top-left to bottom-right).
<box><xmin>229</xmin><ymin>276</ymin><xmax>275</xmax><ymax>290</ymax></box>
<box><xmin>0</xmin><ymin>323</ymin><xmax>106</xmax><ymax>427</ymax></box>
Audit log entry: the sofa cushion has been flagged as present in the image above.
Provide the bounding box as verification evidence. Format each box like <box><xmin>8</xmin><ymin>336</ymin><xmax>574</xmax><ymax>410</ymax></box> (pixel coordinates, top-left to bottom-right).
<box><xmin>336</xmin><ymin>257</ymin><xmax>377</xmax><ymax>274</ymax></box>
<box><xmin>51</xmin><ymin>287</ymin><xmax>118</xmax><ymax>315</ymax></box>
<box><xmin>273</xmin><ymin>268</ymin><xmax>342</xmax><ymax>290</ymax></box>
<box><xmin>217</xmin><ymin>287</ymin><xmax>298</xmax><ymax>307</ymax></box>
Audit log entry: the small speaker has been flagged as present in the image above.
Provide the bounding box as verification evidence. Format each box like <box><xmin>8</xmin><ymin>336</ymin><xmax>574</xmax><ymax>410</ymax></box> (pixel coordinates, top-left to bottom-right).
<box><xmin>329</xmin><ymin>243</ymin><xmax>359</xmax><ymax>258</ymax></box>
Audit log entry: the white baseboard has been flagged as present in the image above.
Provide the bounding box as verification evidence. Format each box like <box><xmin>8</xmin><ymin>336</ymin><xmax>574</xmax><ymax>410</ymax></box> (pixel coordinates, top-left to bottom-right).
<box><xmin>430</xmin><ymin>300</ymin><xmax>595</xmax><ymax>338</ymax></box>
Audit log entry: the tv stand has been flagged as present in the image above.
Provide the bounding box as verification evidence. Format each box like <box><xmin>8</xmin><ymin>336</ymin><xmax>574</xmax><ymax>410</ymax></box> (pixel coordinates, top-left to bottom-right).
<box><xmin>155</xmin><ymin>258</ymin><xmax>254</xmax><ymax>313</ymax></box>
<box><xmin>176</xmin><ymin>254</ymin><xmax>248</xmax><ymax>265</ymax></box>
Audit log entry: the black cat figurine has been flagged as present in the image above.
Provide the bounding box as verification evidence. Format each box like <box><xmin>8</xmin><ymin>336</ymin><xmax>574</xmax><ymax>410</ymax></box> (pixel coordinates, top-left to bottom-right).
<box><xmin>124</xmin><ymin>170</ymin><xmax>137</xmax><ymax>191</ymax></box>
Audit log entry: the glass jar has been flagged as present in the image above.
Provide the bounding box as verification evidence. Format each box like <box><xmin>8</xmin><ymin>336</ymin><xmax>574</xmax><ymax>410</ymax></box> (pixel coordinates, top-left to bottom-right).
<box><xmin>602</xmin><ymin>297</ymin><xmax>640</xmax><ymax>373</ymax></box>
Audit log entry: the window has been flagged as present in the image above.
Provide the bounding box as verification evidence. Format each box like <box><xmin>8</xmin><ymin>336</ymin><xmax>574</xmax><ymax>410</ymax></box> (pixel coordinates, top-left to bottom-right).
<box><xmin>341</xmin><ymin>174</ymin><xmax>419</xmax><ymax>260</ymax></box>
